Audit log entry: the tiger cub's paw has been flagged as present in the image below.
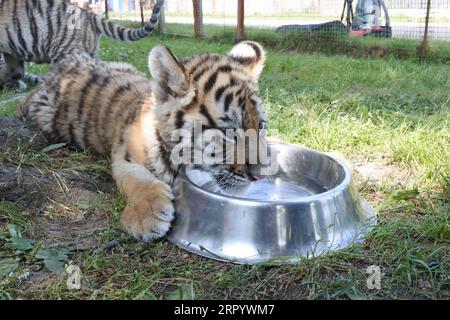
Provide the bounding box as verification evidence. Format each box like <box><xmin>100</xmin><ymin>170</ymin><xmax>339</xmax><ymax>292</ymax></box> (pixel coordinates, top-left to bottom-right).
<box><xmin>121</xmin><ymin>181</ymin><xmax>175</xmax><ymax>242</ymax></box>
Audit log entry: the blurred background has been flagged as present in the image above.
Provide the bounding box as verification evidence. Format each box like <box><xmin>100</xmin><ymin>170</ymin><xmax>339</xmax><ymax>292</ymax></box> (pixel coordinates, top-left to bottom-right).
<box><xmin>70</xmin><ymin>0</ymin><xmax>450</xmax><ymax>61</ymax></box>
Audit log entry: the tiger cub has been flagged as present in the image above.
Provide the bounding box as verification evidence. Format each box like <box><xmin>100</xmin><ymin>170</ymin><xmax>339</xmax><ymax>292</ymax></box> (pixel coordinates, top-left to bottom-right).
<box><xmin>0</xmin><ymin>0</ymin><xmax>164</xmax><ymax>90</ymax></box>
<box><xmin>19</xmin><ymin>41</ymin><xmax>267</xmax><ymax>241</ymax></box>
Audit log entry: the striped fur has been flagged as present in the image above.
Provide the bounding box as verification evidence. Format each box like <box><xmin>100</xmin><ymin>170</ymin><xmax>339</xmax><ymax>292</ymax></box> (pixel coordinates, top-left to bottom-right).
<box><xmin>0</xmin><ymin>0</ymin><xmax>163</xmax><ymax>89</ymax></box>
<box><xmin>23</xmin><ymin>72</ymin><xmax>40</xmax><ymax>85</ymax></box>
<box><xmin>20</xmin><ymin>41</ymin><xmax>267</xmax><ymax>242</ymax></box>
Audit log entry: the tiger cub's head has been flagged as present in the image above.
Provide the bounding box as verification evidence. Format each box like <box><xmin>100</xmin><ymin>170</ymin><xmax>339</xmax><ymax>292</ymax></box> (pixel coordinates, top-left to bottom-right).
<box><xmin>0</xmin><ymin>55</ymin><xmax>25</xmax><ymax>91</ymax></box>
<box><xmin>149</xmin><ymin>41</ymin><xmax>267</xmax><ymax>188</ymax></box>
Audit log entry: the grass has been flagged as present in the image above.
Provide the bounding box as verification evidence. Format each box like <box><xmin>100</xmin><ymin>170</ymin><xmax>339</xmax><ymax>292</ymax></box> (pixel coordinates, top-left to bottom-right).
<box><xmin>0</xmin><ymin>34</ymin><xmax>449</xmax><ymax>300</ymax></box>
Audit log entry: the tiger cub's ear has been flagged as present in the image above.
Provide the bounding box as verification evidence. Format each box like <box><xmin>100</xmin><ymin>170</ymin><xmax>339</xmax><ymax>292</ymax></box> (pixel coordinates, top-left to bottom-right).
<box><xmin>228</xmin><ymin>41</ymin><xmax>265</xmax><ymax>81</ymax></box>
<box><xmin>148</xmin><ymin>45</ymin><xmax>191</xmax><ymax>103</ymax></box>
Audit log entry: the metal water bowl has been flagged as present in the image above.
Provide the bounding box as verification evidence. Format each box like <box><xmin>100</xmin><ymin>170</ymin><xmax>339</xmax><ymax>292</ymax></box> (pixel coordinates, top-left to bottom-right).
<box><xmin>167</xmin><ymin>143</ymin><xmax>376</xmax><ymax>264</ymax></box>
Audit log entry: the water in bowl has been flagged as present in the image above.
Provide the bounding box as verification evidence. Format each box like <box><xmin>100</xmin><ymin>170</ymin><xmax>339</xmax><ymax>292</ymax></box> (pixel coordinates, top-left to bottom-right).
<box><xmin>186</xmin><ymin>168</ymin><xmax>328</xmax><ymax>201</ymax></box>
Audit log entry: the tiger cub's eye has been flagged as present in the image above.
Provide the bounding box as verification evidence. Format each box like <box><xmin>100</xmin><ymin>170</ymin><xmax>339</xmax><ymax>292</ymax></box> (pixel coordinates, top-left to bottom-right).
<box><xmin>259</xmin><ymin>121</ymin><xmax>267</xmax><ymax>130</ymax></box>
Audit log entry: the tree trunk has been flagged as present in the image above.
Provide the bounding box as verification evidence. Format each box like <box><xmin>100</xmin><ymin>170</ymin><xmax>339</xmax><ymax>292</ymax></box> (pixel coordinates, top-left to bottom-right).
<box><xmin>236</xmin><ymin>0</ymin><xmax>245</xmax><ymax>42</ymax></box>
<box><xmin>104</xmin><ymin>0</ymin><xmax>109</xmax><ymax>19</ymax></box>
<box><xmin>193</xmin><ymin>0</ymin><xmax>204</xmax><ymax>37</ymax></box>
<box><xmin>158</xmin><ymin>0</ymin><xmax>166</xmax><ymax>34</ymax></box>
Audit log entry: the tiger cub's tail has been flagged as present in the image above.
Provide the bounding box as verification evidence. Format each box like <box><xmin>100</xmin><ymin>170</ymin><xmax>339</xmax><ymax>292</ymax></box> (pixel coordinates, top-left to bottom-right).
<box><xmin>95</xmin><ymin>0</ymin><xmax>164</xmax><ymax>42</ymax></box>
<box><xmin>23</xmin><ymin>72</ymin><xmax>40</xmax><ymax>85</ymax></box>
<box><xmin>17</xmin><ymin>88</ymin><xmax>37</xmax><ymax>118</ymax></box>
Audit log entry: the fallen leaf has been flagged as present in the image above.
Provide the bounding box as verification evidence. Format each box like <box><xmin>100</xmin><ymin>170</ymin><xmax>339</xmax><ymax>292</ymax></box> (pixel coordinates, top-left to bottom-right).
<box><xmin>0</xmin><ymin>258</ymin><xmax>18</xmax><ymax>279</ymax></box>
<box><xmin>167</xmin><ymin>283</ymin><xmax>196</xmax><ymax>300</ymax></box>
<box><xmin>43</xmin><ymin>259</ymin><xmax>65</xmax><ymax>273</ymax></box>
<box><xmin>9</xmin><ymin>237</ymin><xmax>34</xmax><ymax>251</ymax></box>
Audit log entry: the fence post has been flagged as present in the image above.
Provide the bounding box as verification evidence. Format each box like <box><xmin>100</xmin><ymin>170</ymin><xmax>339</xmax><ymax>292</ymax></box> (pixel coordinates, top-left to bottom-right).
<box><xmin>158</xmin><ymin>0</ymin><xmax>166</xmax><ymax>34</ymax></box>
<box><xmin>418</xmin><ymin>0</ymin><xmax>432</xmax><ymax>61</ymax></box>
<box><xmin>104</xmin><ymin>0</ymin><xmax>109</xmax><ymax>19</ymax></box>
<box><xmin>140</xmin><ymin>0</ymin><xmax>145</xmax><ymax>27</ymax></box>
<box><xmin>193</xmin><ymin>0</ymin><xmax>204</xmax><ymax>38</ymax></box>
<box><xmin>236</xmin><ymin>0</ymin><xmax>245</xmax><ymax>42</ymax></box>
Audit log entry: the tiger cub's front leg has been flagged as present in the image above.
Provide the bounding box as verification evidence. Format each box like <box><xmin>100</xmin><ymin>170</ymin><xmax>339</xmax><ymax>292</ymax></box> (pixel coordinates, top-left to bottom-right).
<box><xmin>111</xmin><ymin>144</ymin><xmax>175</xmax><ymax>242</ymax></box>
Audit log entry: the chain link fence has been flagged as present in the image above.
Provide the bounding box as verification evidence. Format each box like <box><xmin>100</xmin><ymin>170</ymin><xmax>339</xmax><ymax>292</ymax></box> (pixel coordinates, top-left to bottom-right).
<box><xmin>164</xmin><ymin>0</ymin><xmax>449</xmax><ymax>40</ymax></box>
<box><xmin>72</xmin><ymin>1</ymin><xmax>450</xmax><ymax>61</ymax></box>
